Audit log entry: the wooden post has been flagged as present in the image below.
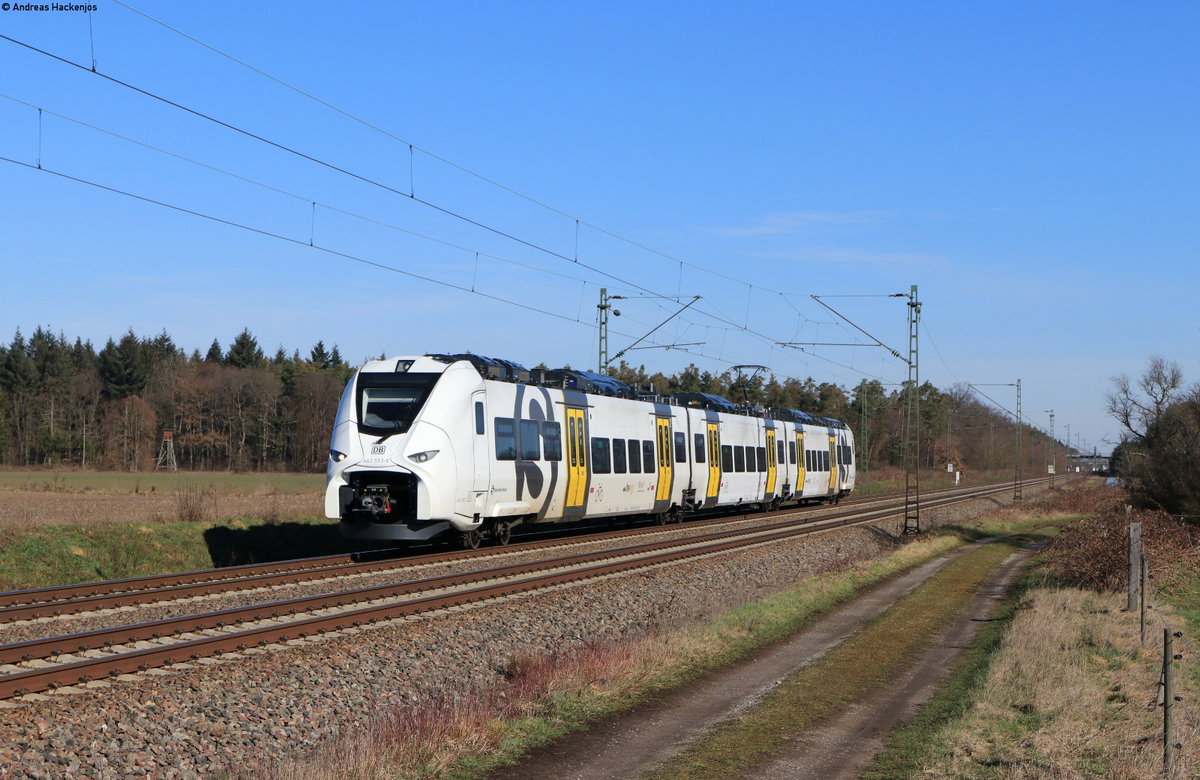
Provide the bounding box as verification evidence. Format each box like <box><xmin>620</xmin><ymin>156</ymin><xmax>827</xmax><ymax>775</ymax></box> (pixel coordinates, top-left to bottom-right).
<box><xmin>1128</xmin><ymin>520</ymin><xmax>1142</xmax><ymax>612</ymax></box>
<box><xmin>1163</xmin><ymin>628</ymin><xmax>1176</xmax><ymax>776</ymax></box>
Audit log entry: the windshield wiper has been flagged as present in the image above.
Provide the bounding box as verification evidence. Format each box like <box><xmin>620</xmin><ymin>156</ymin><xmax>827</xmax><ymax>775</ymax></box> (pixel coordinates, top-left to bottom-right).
<box><xmin>375</xmin><ymin>421</ymin><xmax>404</xmax><ymax>444</ymax></box>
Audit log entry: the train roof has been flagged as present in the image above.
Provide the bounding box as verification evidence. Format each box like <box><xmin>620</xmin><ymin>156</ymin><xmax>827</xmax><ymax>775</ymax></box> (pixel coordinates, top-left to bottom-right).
<box><xmin>673</xmin><ymin>392</ymin><xmax>739</xmax><ymax>413</ymax></box>
<box><xmin>356</xmin><ymin>354</ymin><xmax>847</xmax><ymax>428</ymax></box>
<box><xmin>770</xmin><ymin>408</ymin><xmax>849</xmax><ymax>429</ymax></box>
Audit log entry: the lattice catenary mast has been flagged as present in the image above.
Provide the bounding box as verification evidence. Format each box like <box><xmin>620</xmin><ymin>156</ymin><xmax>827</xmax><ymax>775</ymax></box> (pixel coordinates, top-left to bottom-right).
<box><xmin>902</xmin><ymin>284</ymin><xmax>922</xmax><ymax>534</ymax></box>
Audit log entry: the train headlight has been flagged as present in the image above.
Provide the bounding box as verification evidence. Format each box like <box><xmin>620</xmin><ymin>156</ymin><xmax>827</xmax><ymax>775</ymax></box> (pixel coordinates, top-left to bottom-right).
<box><xmin>408</xmin><ymin>449</ymin><xmax>440</xmax><ymax>463</ymax></box>
<box><xmin>329</xmin><ymin>449</ymin><xmax>348</xmax><ymax>462</ymax></box>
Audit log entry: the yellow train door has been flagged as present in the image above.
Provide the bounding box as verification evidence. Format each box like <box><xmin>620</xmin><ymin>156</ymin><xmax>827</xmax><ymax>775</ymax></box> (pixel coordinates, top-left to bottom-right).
<box><xmin>765</xmin><ymin>428</ymin><xmax>777</xmax><ymax>495</ymax></box>
<box><xmin>566</xmin><ymin>408</ymin><xmax>588</xmax><ymax>508</ymax></box>
<box><xmin>655</xmin><ymin>417</ymin><xmax>673</xmax><ymax>502</ymax></box>
<box><xmin>796</xmin><ymin>431</ymin><xmax>806</xmax><ymax>494</ymax></box>
<box><xmin>706</xmin><ymin>422</ymin><xmax>721</xmax><ymax>501</ymax></box>
<box><xmin>828</xmin><ymin>434</ymin><xmax>838</xmax><ymax>493</ymax></box>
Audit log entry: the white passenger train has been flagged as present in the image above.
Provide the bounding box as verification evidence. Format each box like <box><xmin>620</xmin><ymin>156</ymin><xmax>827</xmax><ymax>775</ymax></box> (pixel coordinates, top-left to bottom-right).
<box><xmin>325</xmin><ymin>354</ymin><xmax>855</xmax><ymax>546</ymax></box>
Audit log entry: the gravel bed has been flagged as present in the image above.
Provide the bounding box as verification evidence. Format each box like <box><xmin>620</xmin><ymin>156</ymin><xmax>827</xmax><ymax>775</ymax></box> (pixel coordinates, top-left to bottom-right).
<box><xmin>0</xmin><ymin>485</ymin><xmax>1045</xmax><ymax>778</ymax></box>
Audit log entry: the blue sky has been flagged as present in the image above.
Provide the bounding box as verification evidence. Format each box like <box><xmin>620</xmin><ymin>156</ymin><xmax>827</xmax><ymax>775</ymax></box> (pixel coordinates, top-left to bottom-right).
<box><xmin>2</xmin><ymin>1</ymin><xmax>1197</xmax><ymax>454</ymax></box>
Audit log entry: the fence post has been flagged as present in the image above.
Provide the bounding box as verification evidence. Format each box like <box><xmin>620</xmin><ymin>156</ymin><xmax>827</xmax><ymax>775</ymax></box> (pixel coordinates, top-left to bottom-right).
<box><xmin>1128</xmin><ymin>519</ymin><xmax>1142</xmax><ymax>612</ymax></box>
<box><xmin>1163</xmin><ymin>629</ymin><xmax>1177</xmax><ymax>776</ymax></box>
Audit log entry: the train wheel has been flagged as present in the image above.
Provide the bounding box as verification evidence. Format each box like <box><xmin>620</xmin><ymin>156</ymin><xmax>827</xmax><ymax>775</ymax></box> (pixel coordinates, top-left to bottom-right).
<box><xmin>492</xmin><ymin>520</ymin><xmax>512</xmax><ymax>547</ymax></box>
<box><xmin>654</xmin><ymin>512</ymin><xmax>669</xmax><ymax>526</ymax></box>
<box><xmin>460</xmin><ymin>529</ymin><xmax>483</xmax><ymax>550</ymax></box>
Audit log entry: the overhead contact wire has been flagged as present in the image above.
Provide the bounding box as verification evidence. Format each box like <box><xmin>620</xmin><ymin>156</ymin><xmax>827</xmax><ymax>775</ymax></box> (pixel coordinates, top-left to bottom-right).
<box><xmin>1</xmin><ymin>32</ymin><xmax>885</xmax><ymax>381</ymax></box>
<box><xmin>0</xmin><ymin>91</ymin><xmax>593</xmax><ymax>287</ymax></box>
<box><xmin>0</xmin><ymin>155</ymin><xmax>732</xmax><ymax>368</ymax></box>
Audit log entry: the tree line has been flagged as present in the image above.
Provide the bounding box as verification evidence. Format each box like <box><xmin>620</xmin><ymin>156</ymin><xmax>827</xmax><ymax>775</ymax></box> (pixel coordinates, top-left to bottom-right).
<box><xmin>0</xmin><ymin>328</ymin><xmax>1064</xmax><ymax>475</ymax></box>
<box><xmin>0</xmin><ymin>327</ymin><xmax>353</xmax><ymax>472</ymax></box>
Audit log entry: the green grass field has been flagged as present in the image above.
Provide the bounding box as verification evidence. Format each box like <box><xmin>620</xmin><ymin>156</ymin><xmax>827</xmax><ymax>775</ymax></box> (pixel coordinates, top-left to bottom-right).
<box><xmin>0</xmin><ymin>469</ymin><xmax>323</xmax><ymax>495</ymax></box>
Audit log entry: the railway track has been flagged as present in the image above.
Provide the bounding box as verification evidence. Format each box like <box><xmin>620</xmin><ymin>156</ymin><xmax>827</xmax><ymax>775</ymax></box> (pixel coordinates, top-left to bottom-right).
<box><xmin>0</xmin><ymin>479</ymin><xmax>1041</xmax><ymax>625</ymax></box>
<box><xmin>0</xmin><ymin>478</ymin><xmax>1055</xmax><ymax>700</ymax></box>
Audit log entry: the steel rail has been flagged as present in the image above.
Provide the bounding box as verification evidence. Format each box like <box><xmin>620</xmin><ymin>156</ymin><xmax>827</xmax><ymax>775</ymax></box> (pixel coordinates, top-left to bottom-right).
<box><xmin>0</xmin><ymin>480</ymin><xmax>1049</xmax><ymax>699</ymax></box>
<box><xmin>0</xmin><ymin>478</ymin><xmax>1035</xmax><ymax>622</ymax></box>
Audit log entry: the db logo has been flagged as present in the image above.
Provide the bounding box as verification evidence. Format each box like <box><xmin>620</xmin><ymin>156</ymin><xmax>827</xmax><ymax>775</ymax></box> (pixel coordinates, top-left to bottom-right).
<box><xmin>371</xmin><ymin>445</ymin><xmax>386</xmax><ymax>455</ymax></box>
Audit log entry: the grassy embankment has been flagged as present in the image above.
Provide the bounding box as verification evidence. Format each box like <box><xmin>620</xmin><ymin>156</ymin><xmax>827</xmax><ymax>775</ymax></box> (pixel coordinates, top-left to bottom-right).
<box><xmin>0</xmin><ymin>514</ymin><xmax>374</xmax><ymax>592</ymax></box>
<box><xmin>0</xmin><ymin>470</ymin><xmax>361</xmax><ymax>591</ymax></box>
<box><xmin>270</xmin><ymin>497</ymin><xmax>1080</xmax><ymax>780</ymax></box>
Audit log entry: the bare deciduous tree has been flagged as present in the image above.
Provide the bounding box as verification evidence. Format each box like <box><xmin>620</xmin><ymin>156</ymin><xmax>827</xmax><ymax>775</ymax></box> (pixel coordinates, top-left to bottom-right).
<box><xmin>1105</xmin><ymin>355</ymin><xmax>1183</xmax><ymax>439</ymax></box>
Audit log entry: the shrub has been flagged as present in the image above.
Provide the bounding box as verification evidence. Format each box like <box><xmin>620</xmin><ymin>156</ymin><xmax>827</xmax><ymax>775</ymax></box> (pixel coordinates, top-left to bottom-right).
<box><xmin>175</xmin><ymin>485</ymin><xmax>214</xmax><ymax>523</ymax></box>
<box><xmin>1042</xmin><ymin>503</ymin><xmax>1200</xmax><ymax>592</ymax></box>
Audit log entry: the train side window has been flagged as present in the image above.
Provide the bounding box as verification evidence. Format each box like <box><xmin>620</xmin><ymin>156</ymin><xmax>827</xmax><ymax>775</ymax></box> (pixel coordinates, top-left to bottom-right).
<box><xmin>823</xmin><ymin>451</ymin><xmax>830</xmax><ymax>471</ymax></box>
<box><xmin>756</xmin><ymin>446</ymin><xmax>767</xmax><ymax>472</ymax></box>
<box><xmin>494</xmin><ymin>418</ymin><xmax>516</xmax><ymax>461</ymax></box>
<box><xmin>694</xmin><ymin>433</ymin><xmax>706</xmax><ymax>463</ymax></box>
<box><xmin>642</xmin><ymin>441</ymin><xmax>655</xmax><ymax>474</ymax></box>
<box><xmin>777</xmin><ymin>440</ymin><xmax>784</xmax><ymax>464</ymax></box>
<box><xmin>543</xmin><ymin>422</ymin><xmax>562</xmax><ymax>460</ymax></box>
<box><xmin>789</xmin><ymin>441</ymin><xmax>797</xmax><ymax>464</ymax></box>
<box><xmin>591</xmin><ymin>437</ymin><xmax>612</xmax><ymax>474</ymax></box>
<box><xmin>721</xmin><ymin>445</ymin><xmax>733</xmax><ymax>472</ymax></box>
<box><xmin>519</xmin><ymin>420</ymin><xmax>541</xmax><ymax>460</ymax></box>
<box><xmin>805</xmin><ymin>450</ymin><xmax>812</xmax><ymax>472</ymax></box>
<box><xmin>674</xmin><ymin>432</ymin><xmax>687</xmax><ymax>463</ymax></box>
<box><xmin>613</xmin><ymin>439</ymin><xmax>627</xmax><ymax>473</ymax></box>
<box><xmin>733</xmin><ymin>446</ymin><xmax>745</xmax><ymax>473</ymax></box>
<box><xmin>474</xmin><ymin>402</ymin><xmax>485</xmax><ymax>434</ymax></box>
<box><xmin>625</xmin><ymin>440</ymin><xmax>640</xmax><ymax>473</ymax></box>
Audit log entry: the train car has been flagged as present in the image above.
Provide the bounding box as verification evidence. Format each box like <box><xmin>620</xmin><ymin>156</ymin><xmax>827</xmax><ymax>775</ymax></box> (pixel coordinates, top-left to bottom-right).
<box><xmin>325</xmin><ymin>354</ymin><xmax>855</xmax><ymax>546</ymax></box>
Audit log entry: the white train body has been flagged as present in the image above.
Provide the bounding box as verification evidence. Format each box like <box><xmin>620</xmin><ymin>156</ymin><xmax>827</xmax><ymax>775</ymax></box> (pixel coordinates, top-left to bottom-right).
<box><xmin>325</xmin><ymin>355</ymin><xmax>855</xmax><ymax>542</ymax></box>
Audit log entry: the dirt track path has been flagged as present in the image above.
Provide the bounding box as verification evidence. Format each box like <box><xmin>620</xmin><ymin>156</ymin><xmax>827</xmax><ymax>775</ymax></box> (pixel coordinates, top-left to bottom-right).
<box><xmin>489</xmin><ymin>538</ymin><xmax>1033</xmax><ymax>780</ymax></box>
<box><xmin>743</xmin><ymin>541</ymin><xmax>1034</xmax><ymax>780</ymax></box>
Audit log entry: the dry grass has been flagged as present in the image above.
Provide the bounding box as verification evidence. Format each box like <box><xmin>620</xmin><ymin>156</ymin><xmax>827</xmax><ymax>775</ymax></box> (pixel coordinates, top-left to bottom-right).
<box><xmin>0</xmin><ymin>490</ymin><xmax>321</xmax><ymax>528</ymax></box>
<box><xmin>919</xmin><ymin>587</ymin><xmax>1197</xmax><ymax>779</ymax></box>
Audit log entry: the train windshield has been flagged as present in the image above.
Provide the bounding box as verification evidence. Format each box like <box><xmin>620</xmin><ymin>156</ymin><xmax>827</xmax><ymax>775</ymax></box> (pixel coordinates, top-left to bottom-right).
<box><xmin>356</xmin><ymin>372</ymin><xmax>441</xmax><ymax>436</ymax></box>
